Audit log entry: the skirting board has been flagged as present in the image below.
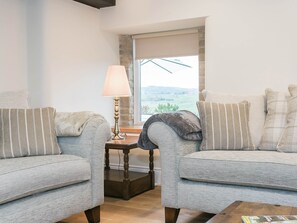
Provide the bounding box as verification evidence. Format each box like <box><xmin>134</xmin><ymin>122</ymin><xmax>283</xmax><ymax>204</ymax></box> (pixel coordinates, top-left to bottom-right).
<box><xmin>109</xmin><ymin>163</ymin><xmax>161</xmax><ymax>185</ymax></box>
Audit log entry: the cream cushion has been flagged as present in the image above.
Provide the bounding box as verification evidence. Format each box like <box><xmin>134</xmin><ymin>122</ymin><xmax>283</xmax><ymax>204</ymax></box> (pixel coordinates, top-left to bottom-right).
<box><xmin>289</xmin><ymin>84</ymin><xmax>297</xmax><ymax>96</ymax></box>
<box><xmin>277</xmin><ymin>85</ymin><xmax>297</xmax><ymax>152</ymax></box>
<box><xmin>202</xmin><ymin>90</ymin><xmax>266</xmax><ymax>148</ymax></box>
<box><xmin>259</xmin><ymin>89</ymin><xmax>288</xmax><ymax>150</ymax></box>
<box><xmin>0</xmin><ymin>90</ymin><xmax>29</xmax><ymax>108</ymax></box>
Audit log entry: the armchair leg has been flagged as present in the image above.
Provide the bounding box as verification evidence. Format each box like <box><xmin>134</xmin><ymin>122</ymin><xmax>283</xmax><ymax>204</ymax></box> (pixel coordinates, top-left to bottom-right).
<box><xmin>85</xmin><ymin>206</ymin><xmax>100</xmax><ymax>223</ymax></box>
<box><xmin>165</xmin><ymin>207</ymin><xmax>180</xmax><ymax>223</ymax></box>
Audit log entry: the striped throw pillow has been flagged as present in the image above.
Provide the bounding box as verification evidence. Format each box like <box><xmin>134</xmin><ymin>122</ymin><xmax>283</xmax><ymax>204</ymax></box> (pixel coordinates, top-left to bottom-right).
<box><xmin>277</xmin><ymin>85</ymin><xmax>297</xmax><ymax>152</ymax></box>
<box><xmin>197</xmin><ymin>101</ymin><xmax>255</xmax><ymax>150</ymax></box>
<box><xmin>0</xmin><ymin>107</ymin><xmax>61</xmax><ymax>159</ymax></box>
<box><xmin>259</xmin><ymin>89</ymin><xmax>288</xmax><ymax>151</ymax></box>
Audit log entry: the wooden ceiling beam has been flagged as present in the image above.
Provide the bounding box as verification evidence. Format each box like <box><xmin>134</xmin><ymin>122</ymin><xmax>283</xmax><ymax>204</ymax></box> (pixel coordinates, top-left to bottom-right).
<box><xmin>73</xmin><ymin>0</ymin><xmax>116</xmax><ymax>9</ymax></box>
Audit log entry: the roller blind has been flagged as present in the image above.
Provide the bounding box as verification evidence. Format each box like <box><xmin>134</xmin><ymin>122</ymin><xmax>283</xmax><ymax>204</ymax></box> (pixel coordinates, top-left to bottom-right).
<box><xmin>133</xmin><ymin>29</ymin><xmax>199</xmax><ymax>60</ymax></box>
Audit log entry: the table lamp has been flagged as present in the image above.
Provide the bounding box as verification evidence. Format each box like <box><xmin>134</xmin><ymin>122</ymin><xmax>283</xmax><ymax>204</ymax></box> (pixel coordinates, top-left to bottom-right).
<box><xmin>103</xmin><ymin>65</ymin><xmax>131</xmax><ymax>140</ymax></box>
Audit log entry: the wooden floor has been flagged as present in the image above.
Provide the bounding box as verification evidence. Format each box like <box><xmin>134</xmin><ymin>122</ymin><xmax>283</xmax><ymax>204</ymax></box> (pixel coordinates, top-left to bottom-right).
<box><xmin>59</xmin><ymin>186</ymin><xmax>214</xmax><ymax>223</ymax></box>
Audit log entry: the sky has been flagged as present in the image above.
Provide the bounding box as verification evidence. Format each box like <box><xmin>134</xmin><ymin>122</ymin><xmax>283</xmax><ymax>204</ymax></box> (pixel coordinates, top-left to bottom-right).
<box><xmin>140</xmin><ymin>56</ymin><xmax>199</xmax><ymax>89</ymax></box>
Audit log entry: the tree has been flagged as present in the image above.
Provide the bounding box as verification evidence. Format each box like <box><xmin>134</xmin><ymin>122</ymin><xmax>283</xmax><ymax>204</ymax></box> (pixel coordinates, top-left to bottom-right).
<box><xmin>154</xmin><ymin>103</ymin><xmax>179</xmax><ymax>113</ymax></box>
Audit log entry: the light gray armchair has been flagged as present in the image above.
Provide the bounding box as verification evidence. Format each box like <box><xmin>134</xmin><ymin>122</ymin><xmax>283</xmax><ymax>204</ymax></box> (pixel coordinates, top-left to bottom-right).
<box><xmin>148</xmin><ymin>122</ymin><xmax>297</xmax><ymax>223</ymax></box>
<box><xmin>0</xmin><ymin>116</ymin><xmax>110</xmax><ymax>223</ymax></box>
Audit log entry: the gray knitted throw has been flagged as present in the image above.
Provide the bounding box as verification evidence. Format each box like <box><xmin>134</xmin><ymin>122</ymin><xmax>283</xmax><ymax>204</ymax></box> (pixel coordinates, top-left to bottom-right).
<box><xmin>138</xmin><ymin>110</ymin><xmax>202</xmax><ymax>150</ymax></box>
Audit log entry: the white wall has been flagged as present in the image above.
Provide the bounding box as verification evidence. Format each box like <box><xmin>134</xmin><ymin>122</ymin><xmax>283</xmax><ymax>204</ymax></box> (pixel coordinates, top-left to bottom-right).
<box><xmin>100</xmin><ymin>0</ymin><xmax>297</xmax><ymax>94</ymax></box>
<box><xmin>205</xmin><ymin>0</ymin><xmax>297</xmax><ymax>94</ymax></box>
<box><xmin>27</xmin><ymin>0</ymin><xmax>118</xmax><ymax>123</ymax></box>
<box><xmin>99</xmin><ymin>0</ymin><xmax>208</xmax><ymax>34</ymax></box>
<box><xmin>0</xmin><ymin>0</ymin><xmax>118</xmax><ymax>123</ymax></box>
<box><xmin>0</xmin><ymin>0</ymin><xmax>27</xmax><ymax>91</ymax></box>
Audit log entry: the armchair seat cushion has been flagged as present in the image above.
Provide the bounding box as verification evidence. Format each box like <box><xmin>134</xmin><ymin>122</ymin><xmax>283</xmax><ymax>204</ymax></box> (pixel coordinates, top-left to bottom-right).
<box><xmin>0</xmin><ymin>154</ymin><xmax>91</xmax><ymax>205</ymax></box>
<box><xmin>179</xmin><ymin>151</ymin><xmax>297</xmax><ymax>191</ymax></box>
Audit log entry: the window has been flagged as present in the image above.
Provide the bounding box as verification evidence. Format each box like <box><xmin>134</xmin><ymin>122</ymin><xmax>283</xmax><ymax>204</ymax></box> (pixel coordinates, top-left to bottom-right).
<box><xmin>133</xmin><ymin>29</ymin><xmax>199</xmax><ymax>124</ymax></box>
<box><xmin>136</xmin><ymin>56</ymin><xmax>198</xmax><ymax>122</ymax></box>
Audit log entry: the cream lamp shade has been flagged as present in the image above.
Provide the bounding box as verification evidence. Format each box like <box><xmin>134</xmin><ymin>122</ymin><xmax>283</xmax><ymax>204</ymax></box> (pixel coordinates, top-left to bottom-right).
<box><xmin>102</xmin><ymin>65</ymin><xmax>131</xmax><ymax>97</ymax></box>
<box><xmin>102</xmin><ymin>65</ymin><xmax>131</xmax><ymax>140</ymax></box>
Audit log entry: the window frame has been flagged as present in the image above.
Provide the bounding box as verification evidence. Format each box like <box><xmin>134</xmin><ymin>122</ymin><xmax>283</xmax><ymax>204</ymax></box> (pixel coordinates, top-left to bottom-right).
<box><xmin>133</xmin><ymin>58</ymin><xmax>142</xmax><ymax>125</ymax></box>
<box><xmin>128</xmin><ymin>27</ymin><xmax>205</xmax><ymax>125</ymax></box>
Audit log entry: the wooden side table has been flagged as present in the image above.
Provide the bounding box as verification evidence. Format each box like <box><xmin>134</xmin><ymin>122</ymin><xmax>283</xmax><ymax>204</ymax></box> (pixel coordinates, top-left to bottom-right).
<box><xmin>104</xmin><ymin>135</ymin><xmax>155</xmax><ymax>200</ymax></box>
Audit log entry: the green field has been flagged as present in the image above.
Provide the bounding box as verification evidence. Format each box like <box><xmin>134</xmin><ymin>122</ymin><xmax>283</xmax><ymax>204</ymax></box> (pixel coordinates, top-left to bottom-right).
<box><xmin>141</xmin><ymin>86</ymin><xmax>198</xmax><ymax>116</ymax></box>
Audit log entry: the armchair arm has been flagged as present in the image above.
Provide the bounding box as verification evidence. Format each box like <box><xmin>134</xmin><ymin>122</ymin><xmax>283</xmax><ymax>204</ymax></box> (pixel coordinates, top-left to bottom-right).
<box><xmin>148</xmin><ymin>122</ymin><xmax>200</xmax><ymax>208</ymax></box>
<box><xmin>57</xmin><ymin>116</ymin><xmax>111</xmax><ymax>207</ymax></box>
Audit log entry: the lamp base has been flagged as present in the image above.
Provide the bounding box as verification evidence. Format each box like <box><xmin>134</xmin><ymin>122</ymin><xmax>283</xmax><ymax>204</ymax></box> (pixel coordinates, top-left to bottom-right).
<box><xmin>112</xmin><ymin>97</ymin><xmax>126</xmax><ymax>140</ymax></box>
<box><xmin>112</xmin><ymin>133</ymin><xmax>125</xmax><ymax>140</ymax></box>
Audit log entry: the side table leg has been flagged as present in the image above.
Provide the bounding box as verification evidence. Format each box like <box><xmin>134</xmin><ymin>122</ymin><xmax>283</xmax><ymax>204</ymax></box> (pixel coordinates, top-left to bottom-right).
<box><xmin>123</xmin><ymin>149</ymin><xmax>130</xmax><ymax>200</ymax></box>
<box><xmin>149</xmin><ymin>149</ymin><xmax>155</xmax><ymax>189</ymax></box>
<box><xmin>105</xmin><ymin>148</ymin><xmax>110</xmax><ymax>170</ymax></box>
